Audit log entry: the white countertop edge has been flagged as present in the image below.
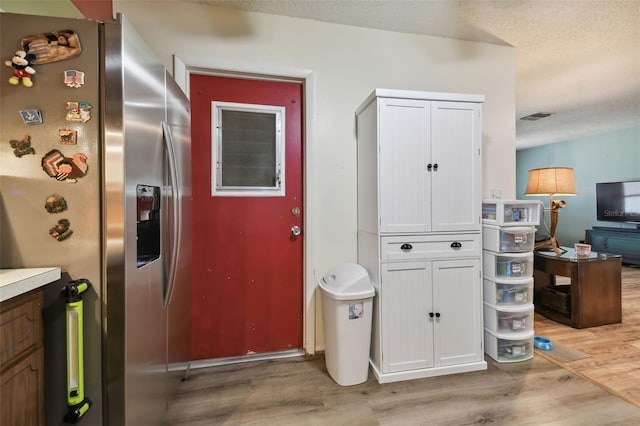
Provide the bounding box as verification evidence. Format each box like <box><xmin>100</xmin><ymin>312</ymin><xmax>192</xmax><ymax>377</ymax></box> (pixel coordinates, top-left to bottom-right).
<box><xmin>0</xmin><ymin>267</ymin><xmax>62</xmax><ymax>303</ymax></box>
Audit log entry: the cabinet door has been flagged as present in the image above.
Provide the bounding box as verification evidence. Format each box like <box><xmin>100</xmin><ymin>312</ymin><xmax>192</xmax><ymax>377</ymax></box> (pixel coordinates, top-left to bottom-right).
<box><xmin>379</xmin><ymin>98</ymin><xmax>431</xmax><ymax>233</ymax></box>
<box><xmin>432</xmin><ymin>258</ymin><xmax>483</xmax><ymax>366</ymax></box>
<box><xmin>0</xmin><ymin>347</ymin><xmax>45</xmax><ymax>426</ymax></box>
<box><xmin>430</xmin><ymin>101</ymin><xmax>481</xmax><ymax>232</ymax></box>
<box><xmin>380</xmin><ymin>261</ymin><xmax>433</xmax><ymax>373</ymax></box>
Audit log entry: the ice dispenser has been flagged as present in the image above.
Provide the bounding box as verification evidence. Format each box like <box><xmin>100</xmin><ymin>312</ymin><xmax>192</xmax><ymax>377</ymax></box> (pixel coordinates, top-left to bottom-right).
<box><xmin>136</xmin><ymin>184</ymin><xmax>161</xmax><ymax>267</ymax></box>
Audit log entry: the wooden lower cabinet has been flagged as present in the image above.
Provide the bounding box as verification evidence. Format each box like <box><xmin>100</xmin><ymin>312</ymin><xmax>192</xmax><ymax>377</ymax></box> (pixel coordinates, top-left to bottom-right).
<box><xmin>0</xmin><ymin>289</ymin><xmax>45</xmax><ymax>426</ymax></box>
<box><xmin>1</xmin><ymin>347</ymin><xmax>45</xmax><ymax>425</ymax></box>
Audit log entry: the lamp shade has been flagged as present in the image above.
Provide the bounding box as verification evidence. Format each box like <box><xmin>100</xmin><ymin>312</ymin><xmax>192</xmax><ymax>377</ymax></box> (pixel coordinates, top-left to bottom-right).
<box><xmin>524</xmin><ymin>167</ymin><xmax>577</xmax><ymax>196</ymax></box>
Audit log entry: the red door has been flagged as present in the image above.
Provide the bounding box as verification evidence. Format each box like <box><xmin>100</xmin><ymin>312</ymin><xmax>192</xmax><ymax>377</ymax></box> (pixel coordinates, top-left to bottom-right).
<box><xmin>190</xmin><ymin>75</ymin><xmax>303</xmax><ymax>359</ymax></box>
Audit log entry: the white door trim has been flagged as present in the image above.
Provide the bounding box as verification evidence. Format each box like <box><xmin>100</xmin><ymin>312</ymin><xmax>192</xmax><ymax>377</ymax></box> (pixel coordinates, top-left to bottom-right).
<box><xmin>173</xmin><ymin>56</ymin><xmax>316</xmax><ymax>355</ymax></box>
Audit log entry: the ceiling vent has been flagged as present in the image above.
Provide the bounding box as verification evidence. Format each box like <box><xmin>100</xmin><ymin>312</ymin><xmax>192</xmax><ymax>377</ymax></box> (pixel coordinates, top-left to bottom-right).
<box><xmin>520</xmin><ymin>112</ymin><xmax>553</xmax><ymax>121</ymax></box>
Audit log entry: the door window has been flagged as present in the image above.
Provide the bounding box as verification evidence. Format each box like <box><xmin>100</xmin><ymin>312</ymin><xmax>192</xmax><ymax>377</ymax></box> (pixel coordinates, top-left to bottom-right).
<box><xmin>211</xmin><ymin>101</ymin><xmax>285</xmax><ymax>196</ymax></box>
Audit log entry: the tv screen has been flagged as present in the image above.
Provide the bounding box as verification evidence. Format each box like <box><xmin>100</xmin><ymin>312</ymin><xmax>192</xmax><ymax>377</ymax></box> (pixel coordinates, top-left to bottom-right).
<box><xmin>596</xmin><ymin>180</ymin><xmax>640</xmax><ymax>223</ymax></box>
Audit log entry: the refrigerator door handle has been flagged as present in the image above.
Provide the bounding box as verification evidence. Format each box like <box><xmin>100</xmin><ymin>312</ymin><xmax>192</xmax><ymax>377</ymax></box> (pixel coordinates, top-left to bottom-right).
<box><xmin>162</xmin><ymin>120</ymin><xmax>181</xmax><ymax>308</ymax></box>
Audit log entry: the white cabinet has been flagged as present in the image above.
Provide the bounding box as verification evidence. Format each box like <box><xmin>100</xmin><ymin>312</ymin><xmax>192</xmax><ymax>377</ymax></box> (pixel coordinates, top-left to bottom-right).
<box><xmin>375</xmin><ymin>259</ymin><xmax>483</xmax><ymax>374</ymax></box>
<box><xmin>373</xmin><ymin>97</ymin><xmax>482</xmax><ymax>234</ymax></box>
<box><xmin>376</xmin><ymin>261</ymin><xmax>433</xmax><ymax>374</ymax></box>
<box><xmin>357</xmin><ymin>89</ymin><xmax>486</xmax><ymax>383</ymax></box>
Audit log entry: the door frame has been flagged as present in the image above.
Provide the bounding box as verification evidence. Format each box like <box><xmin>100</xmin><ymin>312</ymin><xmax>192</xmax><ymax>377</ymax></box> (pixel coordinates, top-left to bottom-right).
<box><xmin>174</xmin><ymin>56</ymin><xmax>316</xmax><ymax>355</ymax></box>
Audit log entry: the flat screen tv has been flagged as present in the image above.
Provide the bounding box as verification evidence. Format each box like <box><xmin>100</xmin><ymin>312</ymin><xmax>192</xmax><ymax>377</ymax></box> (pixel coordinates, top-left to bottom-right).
<box><xmin>596</xmin><ymin>180</ymin><xmax>640</xmax><ymax>223</ymax></box>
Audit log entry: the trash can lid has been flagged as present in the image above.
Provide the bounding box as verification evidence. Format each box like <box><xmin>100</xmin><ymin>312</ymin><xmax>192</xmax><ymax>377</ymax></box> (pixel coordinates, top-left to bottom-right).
<box><xmin>318</xmin><ymin>263</ymin><xmax>374</xmax><ymax>300</ymax></box>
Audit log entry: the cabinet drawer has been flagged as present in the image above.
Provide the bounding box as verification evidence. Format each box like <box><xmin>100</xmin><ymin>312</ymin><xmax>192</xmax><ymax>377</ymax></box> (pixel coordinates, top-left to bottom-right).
<box><xmin>0</xmin><ymin>289</ymin><xmax>43</xmax><ymax>369</ymax></box>
<box><xmin>483</xmin><ymin>277</ymin><xmax>533</xmax><ymax>306</ymax></box>
<box><xmin>381</xmin><ymin>234</ymin><xmax>480</xmax><ymax>261</ymax></box>
<box><xmin>484</xmin><ymin>329</ymin><xmax>533</xmax><ymax>363</ymax></box>
<box><xmin>482</xmin><ymin>200</ymin><xmax>541</xmax><ymax>226</ymax></box>
<box><xmin>483</xmin><ymin>251</ymin><xmax>533</xmax><ymax>280</ymax></box>
<box><xmin>482</xmin><ymin>225</ymin><xmax>536</xmax><ymax>253</ymax></box>
<box><xmin>483</xmin><ymin>303</ymin><xmax>534</xmax><ymax>335</ymax></box>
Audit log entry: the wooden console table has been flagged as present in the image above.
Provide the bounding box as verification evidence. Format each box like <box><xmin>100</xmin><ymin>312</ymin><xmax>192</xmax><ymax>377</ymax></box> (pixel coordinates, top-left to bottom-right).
<box><xmin>533</xmin><ymin>248</ymin><xmax>622</xmax><ymax>328</ymax></box>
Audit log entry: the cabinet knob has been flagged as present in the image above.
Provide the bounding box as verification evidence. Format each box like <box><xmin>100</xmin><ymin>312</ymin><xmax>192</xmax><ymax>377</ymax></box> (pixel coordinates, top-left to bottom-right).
<box><xmin>450</xmin><ymin>241</ymin><xmax>462</xmax><ymax>249</ymax></box>
<box><xmin>400</xmin><ymin>243</ymin><xmax>413</xmax><ymax>251</ymax></box>
<box><xmin>429</xmin><ymin>312</ymin><xmax>434</xmax><ymax>318</ymax></box>
<box><xmin>427</xmin><ymin>163</ymin><xmax>432</xmax><ymax>170</ymax></box>
<box><xmin>435</xmin><ymin>312</ymin><xmax>441</xmax><ymax>318</ymax></box>
<box><xmin>433</xmin><ymin>163</ymin><xmax>438</xmax><ymax>170</ymax></box>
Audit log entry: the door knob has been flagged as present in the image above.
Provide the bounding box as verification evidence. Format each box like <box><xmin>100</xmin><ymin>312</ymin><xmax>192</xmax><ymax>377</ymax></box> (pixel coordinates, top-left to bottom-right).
<box><xmin>291</xmin><ymin>226</ymin><xmax>301</xmax><ymax>236</ymax></box>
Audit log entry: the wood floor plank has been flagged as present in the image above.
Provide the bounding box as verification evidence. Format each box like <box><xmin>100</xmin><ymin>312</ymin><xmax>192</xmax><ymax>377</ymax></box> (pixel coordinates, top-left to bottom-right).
<box><xmin>168</xmin><ymin>266</ymin><xmax>640</xmax><ymax>425</ymax></box>
<box><xmin>534</xmin><ymin>265</ymin><xmax>640</xmax><ymax>408</ymax></box>
<box><xmin>168</xmin><ymin>355</ymin><xmax>640</xmax><ymax>425</ymax></box>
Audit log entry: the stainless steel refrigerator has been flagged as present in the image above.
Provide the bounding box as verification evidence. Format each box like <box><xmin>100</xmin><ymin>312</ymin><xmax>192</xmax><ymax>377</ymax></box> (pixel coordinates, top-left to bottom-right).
<box><xmin>0</xmin><ymin>12</ymin><xmax>191</xmax><ymax>425</ymax></box>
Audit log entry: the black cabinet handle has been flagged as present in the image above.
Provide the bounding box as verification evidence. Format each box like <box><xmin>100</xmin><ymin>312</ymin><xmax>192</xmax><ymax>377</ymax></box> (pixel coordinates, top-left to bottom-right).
<box><xmin>450</xmin><ymin>241</ymin><xmax>462</xmax><ymax>248</ymax></box>
<box><xmin>427</xmin><ymin>163</ymin><xmax>432</xmax><ymax>170</ymax></box>
<box><xmin>429</xmin><ymin>312</ymin><xmax>434</xmax><ymax>318</ymax></box>
<box><xmin>435</xmin><ymin>313</ymin><xmax>441</xmax><ymax>318</ymax></box>
<box><xmin>400</xmin><ymin>243</ymin><xmax>413</xmax><ymax>251</ymax></box>
<box><xmin>433</xmin><ymin>163</ymin><xmax>438</xmax><ymax>170</ymax></box>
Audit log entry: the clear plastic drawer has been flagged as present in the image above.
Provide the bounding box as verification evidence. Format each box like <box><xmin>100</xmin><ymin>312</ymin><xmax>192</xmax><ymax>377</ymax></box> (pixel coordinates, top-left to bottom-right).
<box><xmin>483</xmin><ymin>225</ymin><xmax>536</xmax><ymax>253</ymax></box>
<box><xmin>483</xmin><ymin>251</ymin><xmax>533</xmax><ymax>280</ymax></box>
<box><xmin>484</xmin><ymin>329</ymin><xmax>534</xmax><ymax>363</ymax></box>
<box><xmin>483</xmin><ymin>277</ymin><xmax>533</xmax><ymax>306</ymax></box>
<box><xmin>482</xmin><ymin>200</ymin><xmax>542</xmax><ymax>226</ymax></box>
<box><xmin>484</xmin><ymin>303</ymin><xmax>534</xmax><ymax>335</ymax></box>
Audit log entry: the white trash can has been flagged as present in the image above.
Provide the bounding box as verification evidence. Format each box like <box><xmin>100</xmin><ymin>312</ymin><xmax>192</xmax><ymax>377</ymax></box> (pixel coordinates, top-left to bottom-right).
<box><xmin>319</xmin><ymin>263</ymin><xmax>375</xmax><ymax>386</ymax></box>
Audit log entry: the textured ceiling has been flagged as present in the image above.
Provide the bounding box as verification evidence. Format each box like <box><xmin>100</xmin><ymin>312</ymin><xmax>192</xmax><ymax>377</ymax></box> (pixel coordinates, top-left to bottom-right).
<box><xmin>193</xmin><ymin>0</ymin><xmax>640</xmax><ymax>149</ymax></box>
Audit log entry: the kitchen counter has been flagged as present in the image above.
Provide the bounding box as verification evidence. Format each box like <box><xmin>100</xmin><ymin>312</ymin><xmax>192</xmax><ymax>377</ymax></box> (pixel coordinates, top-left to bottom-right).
<box><xmin>0</xmin><ymin>268</ymin><xmax>61</xmax><ymax>302</ymax></box>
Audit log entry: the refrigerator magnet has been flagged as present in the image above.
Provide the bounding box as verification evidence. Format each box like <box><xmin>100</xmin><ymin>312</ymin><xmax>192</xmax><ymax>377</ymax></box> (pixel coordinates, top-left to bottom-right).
<box><xmin>66</xmin><ymin>101</ymin><xmax>92</xmax><ymax>122</ymax></box>
<box><xmin>64</xmin><ymin>70</ymin><xmax>85</xmax><ymax>88</ymax></box>
<box><xmin>49</xmin><ymin>218</ymin><xmax>73</xmax><ymax>241</ymax></box>
<box><xmin>44</xmin><ymin>194</ymin><xmax>68</xmax><ymax>213</ymax></box>
<box><xmin>5</xmin><ymin>50</ymin><xmax>36</xmax><ymax>87</ymax></box>
<box><xmin>41</xmin><ymin>149</ymin><xmax>88</xmax><ymax>183</ymax></box>
<box><xmin>9</xmin><ymin>135</ymin><xmax>35</xmax><ymax>157</ymax></box>
<box><xmin>21</xmin><ymin>30</ymin><xmax>82</xmax><ymax>64</ymax></box>
<box><xmin>20</xmin><ymin>109</ymin><xmax>43</xmax><ymax>125</ymax></box>
<box><xmin>58</xmin><ymin>129</ymin><xmax>77</xmax><ymax>145</ymax></box>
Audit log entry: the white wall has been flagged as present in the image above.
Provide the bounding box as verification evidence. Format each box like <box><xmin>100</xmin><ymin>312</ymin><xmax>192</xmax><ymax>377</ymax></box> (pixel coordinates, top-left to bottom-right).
<box><xmin>114</xmin><ymin>1</ymin><xmax>516</xmax><ymax>351</ymax></box>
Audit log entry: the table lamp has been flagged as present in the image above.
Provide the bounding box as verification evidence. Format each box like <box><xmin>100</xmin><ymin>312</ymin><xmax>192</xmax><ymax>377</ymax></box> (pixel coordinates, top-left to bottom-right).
<box><xmin>524</xmin><ymin>167</ymin><xmax>577</xmax><ymax>255</ymax></box>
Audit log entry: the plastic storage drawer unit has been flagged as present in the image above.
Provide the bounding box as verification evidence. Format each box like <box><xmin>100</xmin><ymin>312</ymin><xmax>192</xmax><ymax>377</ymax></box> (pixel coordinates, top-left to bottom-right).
<box><xmin>483</xmin><ymin>277</ymin><xmax>533</xmax><ymax>306</ymax></box>
<box><xmin>483</xmin><ymin>251</ymin><xmax>533</xmax><ymax>280</ymax></box>
<box><xmin>482</xmin><ymin>200</ymin><xmax>542</xmax><ymax>227</ymax></box>
<box><xmin>484</xmin><ymin>329</ymin><xmax>534</xmax><ymax>362</ymax></box>
<box><xmin>484</xmin><ymin>303</ymin><xmax>534</xmax><ymax>335</ymax></box>
<box><xmin>483</xmin><ymin>225</ymin><xmax>536</xmax><ymax>253</ymax></box>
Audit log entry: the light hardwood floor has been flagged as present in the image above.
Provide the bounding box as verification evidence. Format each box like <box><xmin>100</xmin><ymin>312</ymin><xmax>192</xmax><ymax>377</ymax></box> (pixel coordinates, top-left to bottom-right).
<box><xmin>168</xmin><ymin>268</ymin><xmax>640</xmax><ymax>425</ymax></box>
<box><xmin>534</xmin><ymin>265</ymin><xmax>640</xmax><ymax>407</ymax></box>
<box><xmin>167</xmin><ymin>355</ymin><xmax>640</xmax><ymax>425</ymax></box>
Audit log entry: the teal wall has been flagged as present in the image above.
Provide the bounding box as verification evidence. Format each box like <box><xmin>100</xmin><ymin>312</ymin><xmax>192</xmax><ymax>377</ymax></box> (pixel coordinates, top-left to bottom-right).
<box><xmin>516</xmin><ymin>125</ymin><xmax>640</xmax><ymax>247</ymax></box>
